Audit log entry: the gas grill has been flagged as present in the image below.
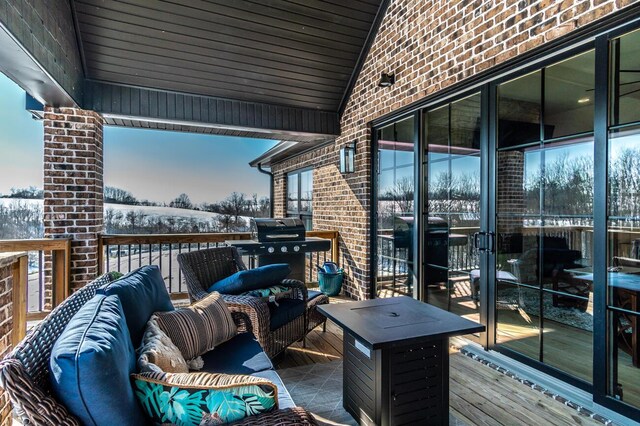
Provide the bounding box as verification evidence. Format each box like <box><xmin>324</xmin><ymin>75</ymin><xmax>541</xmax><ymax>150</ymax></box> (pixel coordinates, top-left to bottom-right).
<box><xmin>226</xmin><ymin>218</ymin><xmax>331</xmax><ymax>282</ymax></box>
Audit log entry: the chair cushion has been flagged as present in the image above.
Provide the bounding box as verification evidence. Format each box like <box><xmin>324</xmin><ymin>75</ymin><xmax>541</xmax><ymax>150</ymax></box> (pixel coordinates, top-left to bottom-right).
<box><xmin>99</xmin><ymin>265</ymin><xmax>174</xmax><ymax>347</ymax></box>
<box><xmin>308</xmin><ymin>290</ymin><xmax>323</xmax><ymax>302</ymax></box>
<box><xmin>207</xmin><ymin>264</ymin><xmax>291</xmax><ymax>295</ymax></box>
<box><xmin>269</xmin><ymin>298</ymin><xmax>306</xmax><ymax>331</ymax></box>
<box><xmin>49</xmin><ymin>294</ymin><xmax>147</xmax><ymax>426</ymax></box>
<box><xmin>251</xmin><ymin>370</ymin><xmax>295</xmax><ymax>410</ymax></box>
<box><xmin>138</xmin><ymin>315</ymin><xmax>189</xmax><ymax>374</ymax></box>
<box><xmin>200</xmin><ymin>332</ymin><xmax>273</xmax><ymax>375</ymax></box>
<box><xmin>132</xmin><ymin>371</ymin><xmax>278</xmax><ymax>425</ymax></box>
<box><xmin>155</xmin><ymin>292</ymin><xmax>237</xmax><ymax>361</ymax></box>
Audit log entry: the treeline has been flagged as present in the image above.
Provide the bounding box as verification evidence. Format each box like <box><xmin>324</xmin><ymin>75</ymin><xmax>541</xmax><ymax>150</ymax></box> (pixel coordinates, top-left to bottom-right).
<box><xmin>104</xmin><ymin>209</ymin><xmax>227</xmax><ymax>234</ymax></box>
<box><xmin>104</xmin><ymin>186</ymin><xmax>270</xmax><ymax>217</ymax></box>
<box><xmin>0</xmin><ymin>200</ymin><xmax>43</xmax><ymax>239</ymax></box>
<box><xmin>0</xmin><ymin>186</ymin><xmax>43</xmax><ymax>199</ymax></box>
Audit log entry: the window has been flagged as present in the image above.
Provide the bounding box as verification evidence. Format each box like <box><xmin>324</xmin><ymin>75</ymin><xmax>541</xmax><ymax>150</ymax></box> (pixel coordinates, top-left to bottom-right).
<box><xmin>287</xmin><ymin>169</ymin><xmax>313</xmax><ymax>230</ymax></box>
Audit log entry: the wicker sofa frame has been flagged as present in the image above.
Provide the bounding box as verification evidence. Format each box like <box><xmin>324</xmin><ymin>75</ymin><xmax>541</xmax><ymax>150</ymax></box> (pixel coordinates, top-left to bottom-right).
<box><xmin>177</xmin><ymin>246</ymin><xmax>308</xmax><ymax>358</ymax></box>
<box><xmin>0</xmin><ymin>271</ymin><xmax>318</xmax><ymax>426</ymax></box>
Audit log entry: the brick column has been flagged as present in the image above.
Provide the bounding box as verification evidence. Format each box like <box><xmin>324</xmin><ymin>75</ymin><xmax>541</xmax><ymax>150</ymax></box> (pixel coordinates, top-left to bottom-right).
<box><xmin>0</xmin><ymin>264</ymin><xmax>13</xmax><ymax>426</ymax></box>
<box><xmin>497</xmin><ymin>151</ymin><xmax>525</xmax><ymax>253</ymax></box>
<box><xmin>43</xmin><ymin>107</ymin><xmax>104</xmax><ymax>293</ymax></box>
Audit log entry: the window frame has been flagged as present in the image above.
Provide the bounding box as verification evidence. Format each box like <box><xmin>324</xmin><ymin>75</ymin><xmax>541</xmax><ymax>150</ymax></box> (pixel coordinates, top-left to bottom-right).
<box><xmin>286</xmin><ymin>167</ymin><xmax>313</xmax><ymax>229</ymax></box>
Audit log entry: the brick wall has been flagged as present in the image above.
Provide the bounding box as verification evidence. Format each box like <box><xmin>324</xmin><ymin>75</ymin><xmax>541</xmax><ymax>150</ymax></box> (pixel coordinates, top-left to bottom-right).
<box><xmin>0</xmin><ymin>257</ymin><xmax>16</xmax><ymax>426</ymax></box>
<box><xmin>43</xmin><ymin>107</ymin><xmax>104</xmax><ymax>294</ymax></box>
<box><xmin>271</xmin><ymin>0</ymin><xmax>639</xmax><ymax>299</ymax></box>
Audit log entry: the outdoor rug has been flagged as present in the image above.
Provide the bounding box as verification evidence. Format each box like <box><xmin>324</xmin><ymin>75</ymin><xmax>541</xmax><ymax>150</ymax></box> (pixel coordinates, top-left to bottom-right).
<box><xmin>498</xmin><ymin>288</ymin><xmax>593</xmax><ymax>331</ymax></box>
<box><xmin>277</xmin><ymin>359</ymin><xmax>467</xmax><ymax>425</ymax></box>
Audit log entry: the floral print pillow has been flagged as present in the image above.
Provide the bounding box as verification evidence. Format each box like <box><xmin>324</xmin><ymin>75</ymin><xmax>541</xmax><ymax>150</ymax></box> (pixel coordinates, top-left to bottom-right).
<box><xmin>132</xmin><ymin>371</ymin><xmax>277</xmax><ymax>425</ymax></box>
<box><xmin>239</xmin><ymin>285</ymin><xmax>292</xmax><ymax>303</ymax></box>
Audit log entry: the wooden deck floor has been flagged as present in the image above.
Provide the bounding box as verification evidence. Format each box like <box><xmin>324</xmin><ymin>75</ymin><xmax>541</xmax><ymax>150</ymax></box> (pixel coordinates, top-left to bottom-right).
<box><xmin>275</xmin><ymin>297</ymin><xmax>602</xmax><ymax>426</ymax></box>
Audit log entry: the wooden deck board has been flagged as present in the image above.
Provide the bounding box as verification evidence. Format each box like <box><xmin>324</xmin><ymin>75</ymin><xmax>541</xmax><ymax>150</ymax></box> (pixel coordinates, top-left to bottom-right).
<box><xmin>276</xmin><ymin>299</ymin><xmax>603</xmax><ymax>426</ymax></box>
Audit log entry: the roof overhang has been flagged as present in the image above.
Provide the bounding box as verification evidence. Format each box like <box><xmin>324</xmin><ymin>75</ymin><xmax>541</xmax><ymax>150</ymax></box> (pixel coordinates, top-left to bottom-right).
<box><xmin>1</xmin><ymin>0</ymin><xmax>389</xmax><ymax>142</ymax></box>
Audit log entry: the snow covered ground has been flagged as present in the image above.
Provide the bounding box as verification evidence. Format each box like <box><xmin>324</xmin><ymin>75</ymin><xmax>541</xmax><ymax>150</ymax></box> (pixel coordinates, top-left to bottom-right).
<box><xmin>1</xmin><ymin>198</ymin><xmax>251</xmax><ymax>311</ymax></box>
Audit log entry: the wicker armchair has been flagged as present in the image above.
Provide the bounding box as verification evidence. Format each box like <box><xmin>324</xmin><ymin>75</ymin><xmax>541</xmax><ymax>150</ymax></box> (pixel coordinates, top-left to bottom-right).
<box><xmin>177</xmin><ymin>246</ymin><xmax>308</xmax><ymax>358</ymax></box>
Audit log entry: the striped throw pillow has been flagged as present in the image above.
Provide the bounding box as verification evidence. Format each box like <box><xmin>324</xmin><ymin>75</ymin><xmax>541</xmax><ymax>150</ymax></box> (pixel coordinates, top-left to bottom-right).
<box><xmin>132</xmin><ymin>371</ymin><xmax>278</xmax><ymax>425</ymax></box>
<box><xmin>154</xmin><ymin>292</ymin><xmax>237</xmax><ymax>360</ymax></box>
<box><xmin>138</xmin><ymin>315</ymin><xmax>189</xmax><ymax>373</ymax></box>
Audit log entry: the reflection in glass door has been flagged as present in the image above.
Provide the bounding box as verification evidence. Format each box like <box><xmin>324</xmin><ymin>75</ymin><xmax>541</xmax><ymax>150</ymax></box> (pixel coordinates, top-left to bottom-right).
<box><xmin>423</xmin><ymin>93</ymin><xmax>482</xmax><ymax>327</ymax></box>
<box><xmin>607</xmin><ymin>29</ymin><xmax>640</xmax><ymax>409</ymax></box>
<box><xmin>495</xmin><ymin>50</ymin><xmax>595</xmax><ymax>384</ymax></box>
<box><xmin>375</xmin><ymin>116</ymin><xmax>416</xmax><ymax>298</ymax></box>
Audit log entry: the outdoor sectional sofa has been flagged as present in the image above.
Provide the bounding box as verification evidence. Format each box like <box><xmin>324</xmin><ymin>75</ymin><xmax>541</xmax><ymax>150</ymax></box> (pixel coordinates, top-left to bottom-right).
<box><xmin>0</xmin><ymin>266</ymin><xmax>318</xmax><ymax>425</ymax></box>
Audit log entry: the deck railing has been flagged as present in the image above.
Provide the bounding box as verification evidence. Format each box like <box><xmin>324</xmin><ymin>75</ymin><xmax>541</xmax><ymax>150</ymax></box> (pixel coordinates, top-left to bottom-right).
<box><xmin>0</xmin><ymin>238</ymin><xmax>71</xmax><ymax>320</ymax></box>
<box><xmin>98</xmin><ymin>231</ymin><xmax>339</xmax><ymax>299</ymax></box>
<box><xmin>376</xmin><ymin>225</ymin><xmax>596</xmax><ymax>281</ymax></box>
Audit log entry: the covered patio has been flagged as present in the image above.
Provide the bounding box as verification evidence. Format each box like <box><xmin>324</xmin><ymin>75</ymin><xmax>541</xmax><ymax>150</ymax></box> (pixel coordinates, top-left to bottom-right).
<box><xmin>1</xmin><ymin>0</ymin><xmax>640</xmax><ymax>425</ymax></box>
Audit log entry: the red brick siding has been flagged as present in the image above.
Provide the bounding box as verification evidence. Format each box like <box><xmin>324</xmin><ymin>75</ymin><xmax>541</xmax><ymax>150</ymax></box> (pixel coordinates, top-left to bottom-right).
<box><xmin>271</xmin><ymin>0</ymin><xmax>639</xmax><ymax>300</ymax></box>
<box><xmin>0</xmin><ymin>264</ymin><xmax>14</xmax><ymax>426</ymax></box>
<box><xmin>43</xmin><ymin>107</ymin><xmax>104</xmax><ymax>292</ymax></box>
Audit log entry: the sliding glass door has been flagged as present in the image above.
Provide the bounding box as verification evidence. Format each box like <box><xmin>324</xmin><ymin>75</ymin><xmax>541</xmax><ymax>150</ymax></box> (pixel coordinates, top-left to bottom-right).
<box><xmin>606</xmin><ymin>28</ymin><xmax>640</xmax><ymax>410</ymax></box>
<box><xmin>374</xmin><ymin>116</ymin><xmax>416</xmax><ymax>298</ymax></box>
<box><xmin>370</xmin><ymin>23</ymin><xmax>640</xmax><ymax>419</ymax></box>
<box><xmin>422</xmin><ymin>94</ymin><xmax>482</xmax><ymax>327</ymax></box>
<box><xmin>494</xmin><ymin>50</ymin><xmax>595</xmax><ymax>384</ymax></box>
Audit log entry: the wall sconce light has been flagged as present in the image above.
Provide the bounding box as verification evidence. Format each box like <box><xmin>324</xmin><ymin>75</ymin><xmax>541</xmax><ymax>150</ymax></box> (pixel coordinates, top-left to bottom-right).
<box><xmin>378</xmin><ymin>72</ymin><xmax>395</xmax><ymax>87</ymax></box>
<box><xmin>340</xmin><ymin>141</ymin><xmax>356</xmax><ymax>174</ymax></box>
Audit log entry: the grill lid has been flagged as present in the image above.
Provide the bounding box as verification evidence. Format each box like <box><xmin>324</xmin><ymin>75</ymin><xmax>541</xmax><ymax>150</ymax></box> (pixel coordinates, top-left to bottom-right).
<box><xmin>250</xmin><ymin>218</ymin><xmax>306</xmax><ymax>242</ymax></box>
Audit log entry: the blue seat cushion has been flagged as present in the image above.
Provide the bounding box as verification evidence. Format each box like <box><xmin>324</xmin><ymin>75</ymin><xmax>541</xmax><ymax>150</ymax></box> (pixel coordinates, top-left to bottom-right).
<box><xmin>98</xmin><ymin>265</ymin><xmax>174</xmax><ymax>347</ymax></box>
<box><xmin>251</xmin><ymin>370</ymin><xmax>295</xmax><ymax>409</ymax></box>
<box><xmin>200</xmin><ymin>332</ymin><xmax>273</xmax><ymax>375</ymax></box>
<box><xmin>308</xmin><ymin>290</ymin><xmax>323</xmax><ymax>301</ymax></box>
<box><xmin>207</xmin><ymin>264</ymin><xmax>291</xmax><ymax>295</ymax></box>
<box><xmin>49</xmin><ymin>294</ymin><xmax>148</xmax><ymax>426</ymax></box>
<box><xmin>269</xmin><ymin>298</ymin><xmax>306</xmax><ymax>331</ymax></box>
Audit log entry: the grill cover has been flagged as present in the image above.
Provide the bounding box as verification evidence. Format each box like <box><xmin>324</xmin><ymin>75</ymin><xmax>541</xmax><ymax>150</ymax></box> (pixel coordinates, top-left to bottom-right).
<box><xmin>250</xmin><ymin>218</ymin><xmax>305</xmax><ymax>242</ymax></box>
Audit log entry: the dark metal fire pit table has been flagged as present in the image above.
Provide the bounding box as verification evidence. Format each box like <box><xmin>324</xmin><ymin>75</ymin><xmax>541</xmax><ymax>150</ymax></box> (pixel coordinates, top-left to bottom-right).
<box><xmin>318</xmin><ymin>296</ymin><xmax>484</xmax><ymax>426</ymax></box>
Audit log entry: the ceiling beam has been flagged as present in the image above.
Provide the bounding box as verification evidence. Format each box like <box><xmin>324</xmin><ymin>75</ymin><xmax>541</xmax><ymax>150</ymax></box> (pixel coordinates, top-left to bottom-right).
<box><xmin>85</xmin><ymin>81</ymin><xmax>340</xmax><ymax>141</ymax></box>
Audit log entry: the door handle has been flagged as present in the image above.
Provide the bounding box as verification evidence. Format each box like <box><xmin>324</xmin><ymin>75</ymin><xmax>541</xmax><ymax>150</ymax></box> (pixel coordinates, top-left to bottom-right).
<box><xmin>473</xmin><ymin>232</ymin><xmax>494</xmax><ymax>253</ymax></box>
<box><xmin>473</xmin><ymin>232</ymin><xmax>487</xmax><ymax>252</ymax></box>
<box><xmin>487</xmin><ymin>232</ymin><xmax>495</xmax><ymax>254</ymax></box>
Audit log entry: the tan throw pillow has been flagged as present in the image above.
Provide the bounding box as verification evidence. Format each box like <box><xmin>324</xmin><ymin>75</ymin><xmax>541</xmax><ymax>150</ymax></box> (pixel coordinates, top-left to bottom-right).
<box><xmin>132</xmin><ymin>371</ymin><xmax>277</xmax><ymax>425</ymax></box>
<box><xmin>154</xmin><ymin>292</ymin><xmax>237</xmax><ymax>360</ymax></box>
<box><xmin>138</xmin><ymin>315</ymin><xmax>189</xmax><ymax>374</ymax></box>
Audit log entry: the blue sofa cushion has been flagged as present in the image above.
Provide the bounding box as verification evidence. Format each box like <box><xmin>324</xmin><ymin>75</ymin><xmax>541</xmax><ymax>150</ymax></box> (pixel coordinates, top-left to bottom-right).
<box><xmin>98</xmin><ymin>265</ymin><xmax>174</xmax><ymax>347</ymax></box>
<box><xmin>207</xmin><ymin>264</ymin><xmax>291</xmax><ymax>295</ymax></box>
<box><xmin>269</xmin><ymin>298</ymin><xmax>306</xmax><ymax>331</ymax></box>
<box><xmin>251</xmin><ymin>370</ymin><xmax>296</xmax><ymax>409</ymax></box>
<box><xmin>49</xmin><ymin>294</ymin><xmax>147</xmax><ymax>426</ymax></box>
<box><xmin>200</xmin><ymin>332</ymin><xmax>273</xmax><ymax>375</ymax></box>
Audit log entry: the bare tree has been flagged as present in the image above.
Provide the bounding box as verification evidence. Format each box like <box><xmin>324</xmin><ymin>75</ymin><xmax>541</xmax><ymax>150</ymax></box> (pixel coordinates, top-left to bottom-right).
<box><xmin>170</xmin><ymin>193</ymin><xmax>193</xmax><ymax>210</ymax></box>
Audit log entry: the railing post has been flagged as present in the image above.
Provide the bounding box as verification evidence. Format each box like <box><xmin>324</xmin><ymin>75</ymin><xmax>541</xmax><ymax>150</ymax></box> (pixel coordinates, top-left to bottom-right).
<box><xmin>97</xmin><ymin>234</ymin><xmax>104</xmax><ymax>275</ymax></box>
<box><xmin>12</xmin><ymin>254</ymin><xmax>27</xmax><ymax>346</ymax></box>
<box><xmin>50</xmin><ymin>239</ymin><xmax>71</xmax><ymax>307</ymax></box>
<box><xmin>332</xmin><ymin>231</ymin><xmax>339</xmax><ymax>265</ymax></box>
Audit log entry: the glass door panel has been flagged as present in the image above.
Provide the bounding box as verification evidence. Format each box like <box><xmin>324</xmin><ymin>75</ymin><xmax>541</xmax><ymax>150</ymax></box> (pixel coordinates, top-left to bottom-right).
<box><xmin>607</xmin><ymin>62</ymin><xmax>640</xmax><ymax>408</ymax></box>
<box><xmin>495</xmin><ymin>50</ymin><xmax>595</xmax><ymax>384</ymax></box>
<box><xmin>375</xmin><ymin>116</ymin><xmax>416</xmax><ymax>298</ymax></box>
<box><xmin>423</xmin><ymin>93</ymin><xmax>481</xmax><ymax>330</ymax></box>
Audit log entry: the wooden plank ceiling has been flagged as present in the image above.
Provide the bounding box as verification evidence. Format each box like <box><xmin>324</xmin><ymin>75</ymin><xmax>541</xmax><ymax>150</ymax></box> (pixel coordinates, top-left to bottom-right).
<box><xmin>73</xmin><ymin>0</ymin><xmax>383</xmax><ymax>113</ymax></box>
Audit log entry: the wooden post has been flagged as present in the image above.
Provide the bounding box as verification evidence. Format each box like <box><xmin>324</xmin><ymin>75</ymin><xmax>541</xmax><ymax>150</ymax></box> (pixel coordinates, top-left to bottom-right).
<box><xmin>97</xmin><ymin>234</ymin><xmax>104</xmax><ymax>275</ymax></box>
<box><xmin>332</xmin><ymin>231</ymin><xmax>340</xmax><ymax>265</ymax></box>
<box><xmin>52</xmin><ymin>244</ymin><xmax>70</xmax><ymax>307</ymax></box>
<box><xmin>12</xmin><ymin>255</ymin><xmax>28</xmax><ymax>346</ymax></box>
